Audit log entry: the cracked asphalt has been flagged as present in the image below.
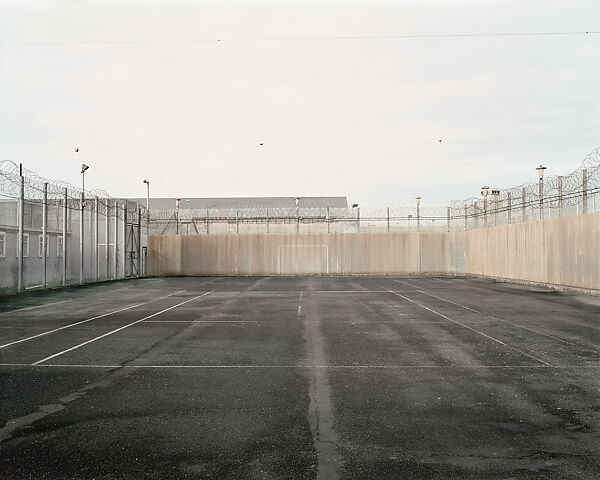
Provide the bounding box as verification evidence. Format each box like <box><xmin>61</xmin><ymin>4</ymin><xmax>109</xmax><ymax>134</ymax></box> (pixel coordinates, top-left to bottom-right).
<box><xmin>0</xmin><ymin>276</ymin><xmax>598</xmax><ymax>479</ymax></box>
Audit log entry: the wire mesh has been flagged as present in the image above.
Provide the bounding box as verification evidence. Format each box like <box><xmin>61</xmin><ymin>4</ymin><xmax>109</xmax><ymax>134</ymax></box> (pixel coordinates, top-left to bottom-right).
<box><xmin>0</xmin><ymin>160</ymin><xmax>147</xmax><ymax>293</ymax></box>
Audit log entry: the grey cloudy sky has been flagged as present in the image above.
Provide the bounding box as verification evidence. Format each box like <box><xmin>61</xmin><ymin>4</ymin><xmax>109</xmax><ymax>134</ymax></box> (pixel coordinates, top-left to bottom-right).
<box><xmin>1</xmin><ymin>0</ymin><xmax>598</xmax><ymax>206</ymax></box>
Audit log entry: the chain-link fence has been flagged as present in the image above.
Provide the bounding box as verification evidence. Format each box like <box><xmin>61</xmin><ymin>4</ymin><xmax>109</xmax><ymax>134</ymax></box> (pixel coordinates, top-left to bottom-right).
<box><xmin>0</xmin><ymin>160</ymin><xmax>147</xmax><ymax>294</ymax></box>
<box><xmin>2</xmin><ymin>148</ymin><xmax>598</xmax><ymax>292</ymax></box>
<box><xmin>150</xmin><ymin>147</ymin><xmax>600</xmax><ymax>236</ymax></box>
<box><xmin>449</xmin><ymin>147</ymin><xmax>600</xmax><ymax>231</ymax></box>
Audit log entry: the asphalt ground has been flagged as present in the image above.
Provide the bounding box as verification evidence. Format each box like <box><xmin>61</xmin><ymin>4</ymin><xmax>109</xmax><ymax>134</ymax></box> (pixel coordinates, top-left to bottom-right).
<box><xmin>0</xmin><ymin>276</ymin><xmax>598</xmax><ymax>479</ymax></box>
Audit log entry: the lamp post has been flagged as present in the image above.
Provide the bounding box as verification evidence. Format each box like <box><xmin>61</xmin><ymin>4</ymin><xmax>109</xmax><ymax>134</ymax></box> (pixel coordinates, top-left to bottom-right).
<box><xmin>143</xmin><ymin>180</ymin><xmax>150</xmax><ymax>239</ymax></box>
<box><xmin>296</xmin><ymin>197</ymin><xmax>300</xmax><ymax>234</ymax></box>
<box><xmin>352</xmin><ymin>203</ymin><xmax>359</xmax><ymax>232</ymax></box>
<box><xmin>415</xmin><ymin>197</ymin><xmax>421</xmax><ymax>232</ymax></box>
<box><xmin>175</xmin><ymin>198</ymin><xmax>181</xmax><ymax>234</ymax></box>
<box><xmin>81</xmin><ymin>164</ymin><xmax>89</xmax><ymax>207</ymax></box>
<box><xmin>80</xmin><ymin>163</ymin><xmax>89</xmax><ymax>284</ymax></box>
<box><xmin>536</xmin><ymin>165</ymin><xmax>546</xmax><ymax>221</ymax></box>
<box><xmin>481</xmin><ymin>186</ymin><xmax>490</xmax><ymax>227</ymax></box>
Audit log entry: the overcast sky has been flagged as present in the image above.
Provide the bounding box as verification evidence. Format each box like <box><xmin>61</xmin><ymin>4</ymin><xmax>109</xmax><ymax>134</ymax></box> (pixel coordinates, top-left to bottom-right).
<box><xmin>1</xmin><ymin>0</ymin><xmax>598</xmax><ymax>206</ymax></box>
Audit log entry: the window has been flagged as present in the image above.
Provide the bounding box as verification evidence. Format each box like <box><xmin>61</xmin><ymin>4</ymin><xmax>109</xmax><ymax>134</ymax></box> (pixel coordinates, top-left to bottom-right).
<box><xmin>0</xmin><ymin>232</ymin><xmax>5</xmax><ymax>258</ymax></box>
<box><xmin>18</xmin><ymin>233</ymin><xmax>29</xmax><ymax>258</ymax></box>
<box><xmin>57</xmin><ymin>236</ymin><xmax>64</xmax><ymax>258</ymax></box>
<box><xmin>38</xmin><ymin>234</ymin><xmax>49</xmax><ymax>257</ymax></box>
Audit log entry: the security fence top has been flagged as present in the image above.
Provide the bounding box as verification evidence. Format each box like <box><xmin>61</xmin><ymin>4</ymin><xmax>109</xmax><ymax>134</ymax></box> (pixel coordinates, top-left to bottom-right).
<box><xmin>448</xmin><ymin>147</ymin><xmax>600</xmax><ymax>217</ymax></box>
<box><xmin>0</xmin><ymin>160</ymin><xmax>147</xmax><ymax>224</ymax></box>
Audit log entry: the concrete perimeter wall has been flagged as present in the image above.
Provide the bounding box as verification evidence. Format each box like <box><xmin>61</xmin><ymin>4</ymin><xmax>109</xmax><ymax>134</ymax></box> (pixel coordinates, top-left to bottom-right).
<box><xmin>148</xmin><ymin>212</ymin><xmax>600</xmax><ymax>293</ymax></box>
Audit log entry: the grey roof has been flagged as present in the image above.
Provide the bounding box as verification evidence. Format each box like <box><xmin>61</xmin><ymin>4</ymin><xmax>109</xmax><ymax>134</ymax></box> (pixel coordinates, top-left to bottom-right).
<box><xmin>128</xmin><ymin>196</ymin><xmax>348</xmax><ymax>210</ymax></box>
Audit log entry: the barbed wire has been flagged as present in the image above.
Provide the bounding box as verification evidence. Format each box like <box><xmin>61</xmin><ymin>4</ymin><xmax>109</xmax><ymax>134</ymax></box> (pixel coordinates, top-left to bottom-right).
<box><xmin>449</xmin><ymin>147</ymin><xmax>600</xmax><ymax>220</ymax></box>
<box><xmin>0</xmin><ymin>160</ymin><xmax>146</xmax><ymax>221</ymax></box>
<box><xmin>2</xmin><ymin>147</ymin><xmax>598</xmax><ymax>230</ymax></box>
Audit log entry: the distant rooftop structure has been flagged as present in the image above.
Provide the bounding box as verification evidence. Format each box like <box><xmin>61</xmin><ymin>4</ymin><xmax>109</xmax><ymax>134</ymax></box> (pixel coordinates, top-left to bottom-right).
<box><xmin>128</xmin><ymin>196</ymin><xmax>348</xmax><ymax>210</ymax></box>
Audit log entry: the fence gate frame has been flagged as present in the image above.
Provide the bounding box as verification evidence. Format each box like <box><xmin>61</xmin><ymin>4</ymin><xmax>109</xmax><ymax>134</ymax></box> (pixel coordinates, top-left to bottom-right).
<box><xmin>125</xmin><ymin>209</ymin><xmax>142</xmax><ymax>278</ymax></box>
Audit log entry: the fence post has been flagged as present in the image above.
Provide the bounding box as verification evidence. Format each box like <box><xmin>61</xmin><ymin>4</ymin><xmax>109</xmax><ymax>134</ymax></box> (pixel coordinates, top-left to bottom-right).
<box><xmin>483</xmin><ymin>197</ymin><xmax>488</xmax><ymax>228</ymax></box>
<box><xmin>494</xmin><ymin>196</ymin><xmax>498</xmax><ymax>226</ymax></box>
<box><xmin>558</xmin><ymin>176</ymin><xmax>563</xmax><ymax>217</ymax></box>
<box><xmin>122</xmin><ymin>201</ymin><xmax>127</xmax><ymax>278</ymax></box>
<box><xmin>42</xmin><ymin>183</ymin><xmax>48</xmax><ymax>289</ymax></box>
<box><xmin>521</xmin><ymin>188</ymin><xmax>526</xmax><ymax>223</ymax></box>
<box><xmin>266</xmin><ymin>208</ymin><xmax>269</xmax><ymax>234</ymax></box>
<box><xmin>62</xmin><ymin>188</ymin><xmax>67</xmax><ymax>286</ymax></box>
<box><xmin>507</xmin><ymin>192</ymin><xmax>512</xmax><ymax>224</ymax></box>
<box><xmin>206</xmin><ymin>208</ymin><xmax>209</xmax><ymax>235</ymax></box>
<box><xmin>464</xmin><ymin>206</ymin><xmax>468</xmax><ymax>231</ymax></box>
<box><xmin>582</xmin><ymin>169</ymin><xmax>588</xmax><ymax>214</ymax></box>
<box><xmin>446</xmin><ymin>206</ymin><xmax>450</xmax><ymax>232</ymax></box>
<box><xmin>17</xmin><ymin>175</ymin><xmax>25</xmax><ymax>292</ymax></box>
<box><xmin>236</xmin><ymin>209</ymin><xmax>239</xmax><ymax>234</ymax></box>
<box><xmin>80</xmin><ymin>192</ymin><xmax>84</xmax><ymax>284</ymax></box>
<box><xmin>95</xmin><ymin>197</ymin><xmax>99</xmax><ymax>282</ymax></box>
<box><xmin>386</xmin><ymin>207</ymin><xmax>390</xmax><ymax>233</ymax></box>
<box><xmin>105</xmin><ymin>199</ymin><xmax>110</xmax><ymax>279</ymax></box>
<box><xmin>113</xmin><ymin>203</ymin><xmax>118</xmax><ymax>279</ymax></box>
<box><xmin>327</xmin><ymin>207</ymin><xmax>330</xmax><ymax>234</ymax></box>
<box><xmin>137</xmin><ymin>207</ymin><xmax>142</xmax><ymax>276</ymax></box>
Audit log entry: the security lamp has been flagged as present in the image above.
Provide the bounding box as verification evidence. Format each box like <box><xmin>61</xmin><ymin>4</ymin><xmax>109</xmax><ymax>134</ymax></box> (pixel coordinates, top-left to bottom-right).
<box><xmin>481</xmin><ymin>186</ymin><xmax>491</xmax><ymax>197</ymax></box>
<box><xmin>143</xmin><ymin>179</ymin><xmax>149</xmax><ymax>184</ymax></box>
<box><xmin>176</xmin><ymin>198</ymin><xmax>181</xmax><ymax>207</ymax></box>
<box><xmin>415</xmin><ymin>196</ymin><xmax>421</xmax><ymax>206</ymax></box>
<box><xmin>536</xmin><ymin>165</ymin><xmax>546</xmax><ymax>180</ymax></box>
<box><xmin>81</xmin><ymin>164</ymin><xmax>89</xmax><ymax>173</ymax></box>
<box><xmin>352</xmin><ymin>203</ymin><xmax>359</xmax><ymax>208</ymax></box>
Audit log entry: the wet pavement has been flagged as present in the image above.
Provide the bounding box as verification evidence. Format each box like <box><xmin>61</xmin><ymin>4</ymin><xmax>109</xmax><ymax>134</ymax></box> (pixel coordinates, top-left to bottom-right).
<box><xmin>0</xmin><ymin>276</ymin><xmax>598</xmax><ymax>479</ymax></box>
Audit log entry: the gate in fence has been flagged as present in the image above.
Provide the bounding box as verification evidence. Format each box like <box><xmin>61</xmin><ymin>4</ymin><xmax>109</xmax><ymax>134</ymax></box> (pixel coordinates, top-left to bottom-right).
<box><xmin>125</xmin><ymin>207</ymin><xmax>142</xmax><ymax>278</ymax></box>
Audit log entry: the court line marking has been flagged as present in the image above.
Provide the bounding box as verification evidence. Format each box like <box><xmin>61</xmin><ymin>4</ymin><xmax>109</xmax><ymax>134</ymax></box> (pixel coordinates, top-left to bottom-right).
<box><xmin>0</xmin><ymin>289</ymin><xmax>190</xmax><ymax>350</ymax></box>
<box><xmin>0</xmin><ymin>299</ymin><xmax>73</xmax><ymax>315</ymax></box>
<box><xmin>2</xmin><ymin>363</ymin><xmax>596</xmax><ymax>369</ymax></box>
<box><xmin>31</xmin><ymin>291</ymin><xmax>214</xmax><ymax>365</ymax></box>
<box><xmin>384</xmin><ymin>289</ymin><xmax>554</xmax><ymax>367</ymax></box>
<box><xmin>393</xmin><ymin>279</ymin><xmax>588</xmax><ymax>345</ymax></box>
<box><xmin>141</xmin><ymin>319</ymin><xmax>450</xmax><ymax>324</ymax></box>
<box><xmin>143</xmin><ymin>320</ymin><xmax>254</xmax><ymax>323</ymax></box>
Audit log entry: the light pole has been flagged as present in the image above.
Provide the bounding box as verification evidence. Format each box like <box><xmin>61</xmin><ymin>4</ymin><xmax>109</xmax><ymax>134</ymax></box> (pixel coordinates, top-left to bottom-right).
<box><xmin>481</xmin><ymin>186</ymin><xmax>490</xmax><ymax>227</ymax></box>
<box><xmin>81</xmin><ymin>164</ymin><xmax>89</xmax><ymax>207</ymax></box>
<box><xmin>80</xmin><ymin>163</ymin><xmax>89</xmax><ymax>284</ymax></box>
<box><xmin>175</xmin><ymin>198</ymin><xmax>181</xmax><ymax>234</ymax></box>
<box><xmin>352</xmin><ymin>203</ymin><xmax>359</xmax><ymax>232</ymax></box>
<box><xmin>415</xmin><ymin>197</ymin><xmax>421</xmax><ymax>232</ymax></box>
<box><xmin>536</xmin><ymin>165</ymin><xmax>546</xmax><ymax>220</ymax></box>
<box><xmin>296</xmin><ymin>197</ymin><xmax>300</xmax><ymax>234</ymax></box>
<box><xmin>408</xmin><ymin>214</ymin><xmax>413</xmax><ymax>233</ymax></box>
<box><xmin>143</xmin><ymin>180</ymin><xmax>150</xmax><ymax>239</ymax></box>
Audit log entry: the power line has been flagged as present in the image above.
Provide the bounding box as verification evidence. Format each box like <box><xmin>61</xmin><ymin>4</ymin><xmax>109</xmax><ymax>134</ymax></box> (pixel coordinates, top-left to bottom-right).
<box><xmin>0</xmin><ymin>31</ymin><xmax>598</xmax><ymax>47</ymax></box>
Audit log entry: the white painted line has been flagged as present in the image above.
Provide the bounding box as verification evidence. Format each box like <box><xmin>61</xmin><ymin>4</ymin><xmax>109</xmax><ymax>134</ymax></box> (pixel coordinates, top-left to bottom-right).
<box><xmin>385</xmin><ymin>289</ymin><xmax>554</xmax><ymax>367</ymax></box>
<box><xmin>0</xmin><ymin>289</ymin><xmax>190</xmax><ymax>350</ymax></box>
<box><xmin>143</xmin><ymin>320</ymin><xmax>255</xmax><ymax>323</ymax></box>
<box><xmin>31</xmin><ymin>291</ymin><xmax>213</xmax><ymax>365</ymax></box>
<box><xmin>3</xmin><ymin>363</ymin><xmax>593</xmax><ymax>369</ymax></box>
<box><xmin>0</xmin><ymin>299</ymin><xmax>72</xmax><ymax>315</ymax></box>
<box><xmin>313</xmin><ymin>290</ymin><xmax>390</xmax><ymax>293</ymax></box>
<box><xmin>0</xmin><ymin>304</ymin><xmax>142</xmax><ymax>349</ymax></box>
<box><xmin>406</xmin><ymin>285</ymin><xmax>586</xmax><ymax>346</ymax></box>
